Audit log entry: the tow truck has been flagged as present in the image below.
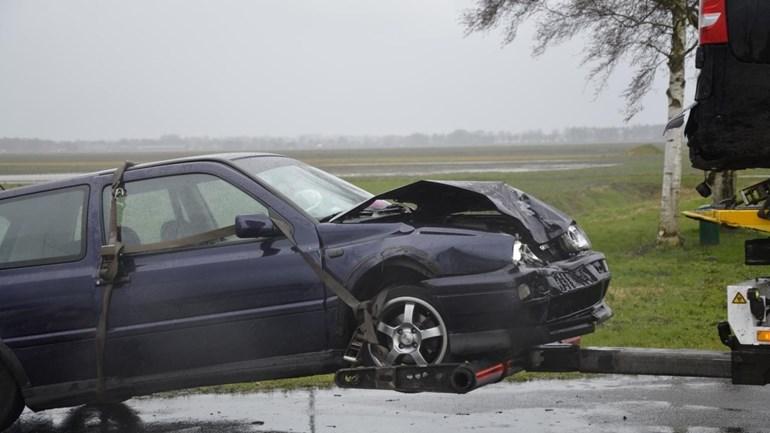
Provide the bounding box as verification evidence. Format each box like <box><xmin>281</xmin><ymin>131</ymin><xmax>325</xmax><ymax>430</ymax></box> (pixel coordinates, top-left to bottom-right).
<box><xmin>334</xmin><ymin>0</ymin><xmax>770</xmax><ymax>394</ymax></box>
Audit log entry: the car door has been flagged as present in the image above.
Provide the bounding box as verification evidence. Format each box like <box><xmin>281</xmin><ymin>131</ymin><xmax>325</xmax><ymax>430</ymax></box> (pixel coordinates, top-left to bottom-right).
<box><xmin>101</xmin><ymin>162</ymin><xmax>327</xmax><ymax>379</ymax></box>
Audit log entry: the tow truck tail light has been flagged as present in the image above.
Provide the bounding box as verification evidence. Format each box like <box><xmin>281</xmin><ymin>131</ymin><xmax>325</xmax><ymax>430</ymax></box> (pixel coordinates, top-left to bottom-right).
<box><xmin>700</xmin><ymin>0</ymin><xmax>728</xmax><ymax>45</ymax></box>
<box><xmin>757</xmin><ymin>330</ymin><xmax>770</xmax><ymax>343</ymax></box>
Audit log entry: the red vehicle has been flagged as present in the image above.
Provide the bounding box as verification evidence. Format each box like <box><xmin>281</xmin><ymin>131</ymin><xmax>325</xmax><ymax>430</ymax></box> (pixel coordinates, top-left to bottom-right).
<box><xmin>686</xmin><ymin>0</ymin><xmax>770</xmax><ymax>171</ymax></box>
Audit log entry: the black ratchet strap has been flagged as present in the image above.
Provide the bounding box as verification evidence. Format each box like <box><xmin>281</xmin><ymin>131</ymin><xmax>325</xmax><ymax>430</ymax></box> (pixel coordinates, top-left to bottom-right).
<box><xmin>269</xmin><ymin>214</ymin><xmax>382</xmax><ymax>363</ymax></box>
<box><xmin>96</xmin><ymin>161</ymin><xmax>134</xmax><ymax>396</ymax></box>
<box><xmin>294</xmin><ymin>248</ymin><xmax>383</xmax><ymax>363</ymax></box>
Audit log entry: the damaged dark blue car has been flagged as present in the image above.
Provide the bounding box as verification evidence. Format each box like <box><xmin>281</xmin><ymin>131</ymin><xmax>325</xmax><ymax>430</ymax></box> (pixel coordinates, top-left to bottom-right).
<box><xmin>0</xmin><ymin>153</ymin><xmax>611</xmax><ymax>429</ymax></box>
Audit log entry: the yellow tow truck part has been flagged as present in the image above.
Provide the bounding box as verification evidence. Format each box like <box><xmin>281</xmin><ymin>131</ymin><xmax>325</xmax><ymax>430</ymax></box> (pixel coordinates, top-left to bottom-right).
<box><xmin>682</xmin><ymin>208</ymin><xmax>770</xmax><ymax>234</ymax></box>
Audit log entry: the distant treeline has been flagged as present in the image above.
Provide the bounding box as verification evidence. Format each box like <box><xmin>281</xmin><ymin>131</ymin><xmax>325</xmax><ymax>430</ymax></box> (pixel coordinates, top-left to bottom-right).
<box><xmin>0</xmin><ymin>124</ymin><xmax>664</xmax><ymax>153</ymax></box>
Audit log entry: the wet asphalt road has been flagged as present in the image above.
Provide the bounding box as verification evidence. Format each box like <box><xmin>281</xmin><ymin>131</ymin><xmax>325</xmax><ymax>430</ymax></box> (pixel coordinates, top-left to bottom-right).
<box><xmin>10</xmin><ymin>375</ymin><xmax>770</xmax><ymax>433</ymax></box>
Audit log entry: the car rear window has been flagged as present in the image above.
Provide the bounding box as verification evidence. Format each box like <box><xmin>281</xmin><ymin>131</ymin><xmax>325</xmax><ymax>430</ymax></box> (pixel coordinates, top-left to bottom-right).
<box><xmin>0</xmin><ymin>186</ymin><xmax>88</xmax><ymax>268</ymax></box>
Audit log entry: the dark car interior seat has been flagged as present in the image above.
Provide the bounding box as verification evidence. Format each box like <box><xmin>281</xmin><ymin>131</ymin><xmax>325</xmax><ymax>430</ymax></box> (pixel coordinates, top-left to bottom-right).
<box><xmin>161</xmin><ymin>220</ymin><xmax>185</xmax><ymax>241</ymax></box>
<box><xmin>120</xmin><ymin>226</ymin><xmax>141</xmax><ymax>246</ymax></box>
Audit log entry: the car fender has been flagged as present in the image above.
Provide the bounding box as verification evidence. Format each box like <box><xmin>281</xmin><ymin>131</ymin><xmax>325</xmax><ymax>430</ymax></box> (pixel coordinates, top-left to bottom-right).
<box><xmin>0</xmin><ymin>339</ymin><xmax>29</xmax><ymax>390</ymax></box>
<box><xmin>328</xmin><ymin>248</ymin><xmax>439</xmax><ymax>349</ymax></box>
<box><xmin>344</xmin><ymin>246</ymin><xmax>441</xmax><ymax>296</ymax></box>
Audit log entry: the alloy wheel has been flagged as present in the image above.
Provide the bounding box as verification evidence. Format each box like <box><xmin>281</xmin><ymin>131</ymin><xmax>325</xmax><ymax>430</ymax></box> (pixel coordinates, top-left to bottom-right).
<box><xmin>368</xmin><ymin>296</ymin><xmax>448</xmax><ymax>366</ymax></box>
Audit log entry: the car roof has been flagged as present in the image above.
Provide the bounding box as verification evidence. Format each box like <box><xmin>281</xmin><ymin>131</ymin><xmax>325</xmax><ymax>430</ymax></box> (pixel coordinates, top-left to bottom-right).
<box><xmin>0</xmin><ymin>152</ymin><xmax>284</xmax><ymax>199</ymax></box>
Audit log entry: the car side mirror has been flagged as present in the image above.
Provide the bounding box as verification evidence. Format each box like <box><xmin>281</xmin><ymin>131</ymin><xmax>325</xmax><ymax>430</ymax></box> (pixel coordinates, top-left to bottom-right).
<box><xmin>234</xmin><ymin>214</ymin><xmax>279</xmax><ymax>239</ymax></box>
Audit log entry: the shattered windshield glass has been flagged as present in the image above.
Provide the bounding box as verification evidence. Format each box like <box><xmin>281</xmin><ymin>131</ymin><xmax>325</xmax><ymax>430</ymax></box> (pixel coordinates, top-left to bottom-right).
<box><xmin>234</xmin><ymin>156</ymin><xmax>372</xmax><ymax>220</ymax></box>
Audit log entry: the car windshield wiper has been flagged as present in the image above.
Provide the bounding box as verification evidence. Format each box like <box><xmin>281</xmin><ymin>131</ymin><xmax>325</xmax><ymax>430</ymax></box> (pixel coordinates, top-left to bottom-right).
<box><xmin>319</xmin><ymin>211</ymin><xmax>344</xmax><ymax>223</ymax></box>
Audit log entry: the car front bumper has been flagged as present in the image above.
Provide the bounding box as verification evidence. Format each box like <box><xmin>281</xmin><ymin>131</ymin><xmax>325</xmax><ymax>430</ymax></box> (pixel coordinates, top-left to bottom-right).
<box><xmin>420</xmin><ymin>251</ymin><xmax>612</xmax><ymax>357</ymax></box>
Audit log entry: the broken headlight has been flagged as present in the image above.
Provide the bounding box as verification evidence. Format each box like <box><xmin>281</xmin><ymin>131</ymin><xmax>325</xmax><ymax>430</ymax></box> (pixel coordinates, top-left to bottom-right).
<box><xmin>560</xmin><ymin>224</ymin><xmax>591</xmax><ymax>252</ymax></box>
<box><xmin>513</xmin><ymin>240</ymin><xmax>546</xmax><ymax>266</ymax></box>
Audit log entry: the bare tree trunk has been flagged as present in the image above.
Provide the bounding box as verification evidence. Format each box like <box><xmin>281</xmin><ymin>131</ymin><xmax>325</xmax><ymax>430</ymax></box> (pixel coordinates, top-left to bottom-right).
<box><xmin>657</xmin><ymin>3</ymin><xmax>687</xmax><ymax>247</ymax></box>
<box><xmin>711</xmin><ymin>171</ymin><xmax>736</xmax><ymax>206</ymax></box>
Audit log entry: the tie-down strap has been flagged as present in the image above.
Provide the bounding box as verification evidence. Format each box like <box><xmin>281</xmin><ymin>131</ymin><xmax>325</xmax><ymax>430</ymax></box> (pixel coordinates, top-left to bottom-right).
<box><xmin>96</xmin><ymin>161</ymin><xmax>134</xmax><ymax>397</ymax></box>
<box><xmin>268</xmin><ymin>214</ymin><xmax>383</xmax><ymax>350</ymax></box>
<box><xmin>292</xmin><ymin>242</ymin><xmax>382</xmax><ymax>347</ymax></box>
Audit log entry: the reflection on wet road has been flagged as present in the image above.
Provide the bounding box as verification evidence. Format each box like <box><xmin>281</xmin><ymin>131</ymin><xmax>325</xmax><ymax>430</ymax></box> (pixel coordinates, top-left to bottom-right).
<box><xmin>10</xmin><ymin>376</ymin><xmax>770</xmax><ymax>433</ymax></box>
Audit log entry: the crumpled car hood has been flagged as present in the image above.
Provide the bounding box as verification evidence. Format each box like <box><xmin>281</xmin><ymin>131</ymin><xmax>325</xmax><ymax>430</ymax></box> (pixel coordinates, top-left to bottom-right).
<box><xmin>333</xmin><ymin>180</ymin><xmax>574</xmax><ymax>244</ymax></box>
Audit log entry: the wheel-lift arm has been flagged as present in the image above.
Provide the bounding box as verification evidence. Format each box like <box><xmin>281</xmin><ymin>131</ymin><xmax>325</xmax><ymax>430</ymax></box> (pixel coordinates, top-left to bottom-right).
<box><xmin>529</xmin><ymin>343</ymin><xmax>770</xmax><ymax>386</ymax></box>
<box><xmin>335</xmin><ymin>361</ymin><xmax>519</xmax><ymax>394</ymax></box>
<box><xmin>526</xmin><ymin>345</ymin><xmax>732</xmax><ymax>378</ymax></box>
<box><xmin>335</xmin><ymin>343</ymin><xmax>769</xmax><ymax>394</ymax></box>
<box><xmin>527</xmin><ymin>343</ymin><xmax>770</xmax><ymax>385</ymax></box>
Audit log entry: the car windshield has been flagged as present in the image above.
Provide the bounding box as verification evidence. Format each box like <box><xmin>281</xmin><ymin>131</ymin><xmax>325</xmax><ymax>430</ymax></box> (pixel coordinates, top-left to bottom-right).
<box><xmin>234</xmin><ymin>156</ymin><xmax>372</xmax><ymax>220</ymax></box>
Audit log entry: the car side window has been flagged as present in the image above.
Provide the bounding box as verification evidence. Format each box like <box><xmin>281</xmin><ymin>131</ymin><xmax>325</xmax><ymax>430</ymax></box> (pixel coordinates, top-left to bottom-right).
<box><xmin>102</xmin><ymin>173</ymin><xmax>268</xmax><ymax>249</ymax></box>
<box><xmin>0</xmin><ymin>186</ymin><xmax>87</xmax><ymax>268</ymax></box>
<box><xmin>104</xmin><ymin>182</ymin><xmax>175</xmax><ymax>245</ymax></box>
<box><xmin>195</xmin><ymin>176</ymin><xmax>269</xmax><ymax>227</ymax></box>
<box><xmin>0</xmin><ymin>217</ymin><xmax>9</xmax><ymax>246</ymax></box>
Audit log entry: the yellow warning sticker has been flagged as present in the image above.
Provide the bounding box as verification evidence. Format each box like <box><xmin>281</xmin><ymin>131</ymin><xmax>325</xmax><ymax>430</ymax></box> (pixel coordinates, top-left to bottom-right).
<box><xmin>732</xmin><ymin>292</ymin><xmax>748</xmax><ymax>304</ymax></box>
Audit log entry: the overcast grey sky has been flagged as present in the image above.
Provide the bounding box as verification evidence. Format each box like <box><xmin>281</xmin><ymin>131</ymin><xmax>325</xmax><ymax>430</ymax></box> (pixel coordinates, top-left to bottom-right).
<box><xmin>0</xmin><ymin>0</ymin><xmax>687</xmax><ymax>141</ymax></box>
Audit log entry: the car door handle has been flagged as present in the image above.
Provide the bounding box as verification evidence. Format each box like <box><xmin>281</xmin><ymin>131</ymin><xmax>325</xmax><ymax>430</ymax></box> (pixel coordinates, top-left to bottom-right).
<box><xmin>96</xmin><ymin>275</ymin><xmax>131</xmax><ymax>287</ymax></box>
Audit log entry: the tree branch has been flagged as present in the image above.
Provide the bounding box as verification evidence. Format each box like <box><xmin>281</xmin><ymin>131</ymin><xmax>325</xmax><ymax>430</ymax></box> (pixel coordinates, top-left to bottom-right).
<box><xmin>463</xmin><ymin>0</ymin><xmax>689</xmax><ymax>120</ymax></box>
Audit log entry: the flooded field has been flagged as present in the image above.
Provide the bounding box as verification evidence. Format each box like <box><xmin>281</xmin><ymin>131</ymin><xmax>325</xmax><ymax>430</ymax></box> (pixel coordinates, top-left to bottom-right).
<box><xmin>0</xmin><ymin>144</ymin><xmax>632</xmax><ymax>185</ymax></box>
<box><xmin>0</xmin><ymin>161</ymin><xmax>618</xmax><ymax>185</ymax></box>
<box><xmin>321</xmin><ymin>160</ymin><xmax>618</xmax><ymax>177</ymax></box>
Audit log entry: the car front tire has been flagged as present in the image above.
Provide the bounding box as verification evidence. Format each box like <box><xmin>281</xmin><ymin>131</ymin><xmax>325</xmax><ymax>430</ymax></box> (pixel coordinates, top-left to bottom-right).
<box><xmin>364</xmin><ymin>286</ymin><xmax>449</xmax><ymax>367</ymax></box>
<box><xmin>0</xmin><ymin>364</ymin><xmax>23</xmax><ymax>432</ymax></box>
